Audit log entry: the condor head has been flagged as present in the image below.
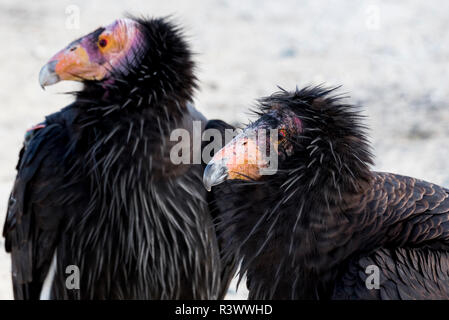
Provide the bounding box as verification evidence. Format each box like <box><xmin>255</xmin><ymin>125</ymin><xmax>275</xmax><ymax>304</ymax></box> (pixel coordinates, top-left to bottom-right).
<box><xmin>203</xmin><ymin>86</ymin><xmax>374</xmax><ymax>197</ymax></box>
<box><xmin>39</xmin><ymin>18</ymin><xmax>144</xmax><ymax>88</ymax></box>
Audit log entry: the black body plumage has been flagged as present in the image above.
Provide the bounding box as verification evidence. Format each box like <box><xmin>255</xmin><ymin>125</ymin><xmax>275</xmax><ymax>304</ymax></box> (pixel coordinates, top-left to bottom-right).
<box><xmin>3</xmin><ymin>17</ymin><xmax>231</xmax><ymax>299</ymax></box>
<box><xmin>211</xmin><ymin>86</ymin><xmax>449</xmax><ymax>299</ymax></box>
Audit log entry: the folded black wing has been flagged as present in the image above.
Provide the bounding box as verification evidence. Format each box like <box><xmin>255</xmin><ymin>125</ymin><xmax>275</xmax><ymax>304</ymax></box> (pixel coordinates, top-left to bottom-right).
<box><xmin>334</xmin><ymin>172</ymin><xmax>449</xmax><ymax>299</ymax></box>
<box><xmin>3</xmin><ymin>123</ymin><xmax>78</xmax><ymax>299</ymax></box>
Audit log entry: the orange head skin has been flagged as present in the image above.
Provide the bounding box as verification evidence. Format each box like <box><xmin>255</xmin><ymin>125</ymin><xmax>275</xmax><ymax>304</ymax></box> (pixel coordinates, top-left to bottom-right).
<box><xmin>39</xmin><ymin>18</ymin><xmax>143</xmax><ymax>88</ymax></box>
<box><xmin>203</xmin><ymin>108</ymin><xmax>302</xmax><ymax>191</ymax></box>
<box><xmin>208</xmin><ymin>130</ymin><xmax>270</xmax><ymax>182</ymax></box>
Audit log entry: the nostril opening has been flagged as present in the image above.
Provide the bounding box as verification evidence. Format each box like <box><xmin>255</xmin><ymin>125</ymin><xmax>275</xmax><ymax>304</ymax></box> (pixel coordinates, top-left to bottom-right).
<box><xmin>219</xmin><ymin>166</ymin><xmax>227</xmax><ymax>176</ymax></box>
<box><xmin>70</xmin><ymin>46</ymin><xmax>77</xmax><ymax>52</ymax></box>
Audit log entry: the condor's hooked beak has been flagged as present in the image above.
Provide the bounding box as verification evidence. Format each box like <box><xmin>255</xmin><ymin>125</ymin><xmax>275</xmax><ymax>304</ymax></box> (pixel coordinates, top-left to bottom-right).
<box><xmin>39</xmin><ymin>40</ymin><xmax>102</xmax><ymax>89</ymax></box>
<box><xmin>39</xmin><ymin>60</ymin><xmax>60</xmax><ymax>88</ymax></box>
<box><xmin>203</xmin><ymin>129</ymin><xmax>272</xmax><ymax>192</ymax></box>
<box><xmin>203</xmin><ymin>159</ymin><xmax>229</xmax><ymax>192</ymax></box>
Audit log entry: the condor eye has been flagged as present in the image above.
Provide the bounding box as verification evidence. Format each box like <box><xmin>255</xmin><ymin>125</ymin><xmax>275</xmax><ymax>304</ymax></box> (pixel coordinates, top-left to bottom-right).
<box><xmin>98</xmin><ymin>38</ymin><xmax>108</xmax><ymax>48</ymax></box>
<box><xmin>278</xmin><ymin>129</ymin><xmax>287</xmax><ymax>138</ymax></box>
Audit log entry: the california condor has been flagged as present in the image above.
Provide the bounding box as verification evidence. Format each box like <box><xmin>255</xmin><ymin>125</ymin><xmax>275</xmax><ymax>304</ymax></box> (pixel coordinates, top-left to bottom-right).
<box><xmin>203</xmin><ymin>86</ymin><xmax>449</xmax><ymax>299</ymax></box>
<box><xmin>3</xmin><ymin>17</ymin><xmax>233</xmax><ymax>299</ymax></box>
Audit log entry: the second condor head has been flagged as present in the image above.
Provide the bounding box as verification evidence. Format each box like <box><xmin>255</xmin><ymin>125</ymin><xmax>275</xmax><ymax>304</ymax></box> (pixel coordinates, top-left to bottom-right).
<box><xmin>204</xmin><ymin>86</ymin><xmax>374</xmax><ymax>205</ymax></box>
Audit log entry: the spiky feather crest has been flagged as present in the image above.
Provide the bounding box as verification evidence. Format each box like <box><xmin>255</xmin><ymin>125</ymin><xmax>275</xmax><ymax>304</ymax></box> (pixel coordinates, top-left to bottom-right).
<box><xmin>257</xmin><ymin>86</ymin><xmax>374</xmax><ymax>201</ymax></box>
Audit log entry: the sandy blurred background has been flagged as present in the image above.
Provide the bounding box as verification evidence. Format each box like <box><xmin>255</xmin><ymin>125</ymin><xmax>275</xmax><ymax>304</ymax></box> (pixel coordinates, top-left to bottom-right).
<box><xmin>1</xmin><ymin>0</ymin><xmax>448</xmax><ymax>299</ymax></box>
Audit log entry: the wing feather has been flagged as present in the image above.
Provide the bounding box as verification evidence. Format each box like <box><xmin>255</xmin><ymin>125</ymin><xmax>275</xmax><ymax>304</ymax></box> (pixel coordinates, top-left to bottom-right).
<box><xmin>3</xmin><ymin>124</ymin><xmax>75</xmax><ymax>299</ymax></box>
